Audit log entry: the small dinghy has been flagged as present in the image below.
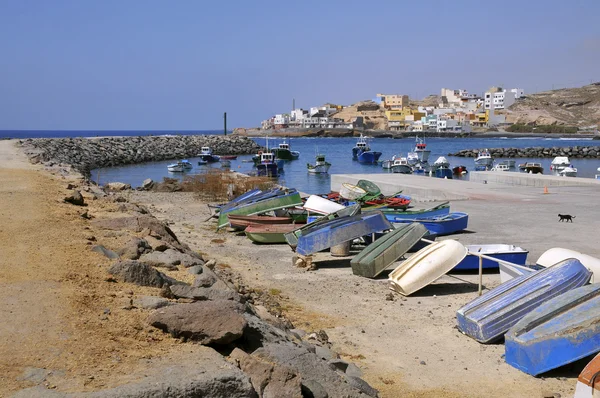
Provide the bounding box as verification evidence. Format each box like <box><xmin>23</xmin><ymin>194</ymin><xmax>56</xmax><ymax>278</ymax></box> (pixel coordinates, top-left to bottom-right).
<box><xmin>456</xmin><ymin>258</ymin><xmax>591</xmax><ymax>344</ymax></box>
<box><xmin>537</xmin><ymin>247</ymin><xmax>600</xmax><ymax>283</ymax></box>
<box><xmin>303</xmin><ymin>195</ymin><xmax>345</xmax><ymax>215</ymax></box>
<box><xmin>227</xmin><ymin>215</ymin><xmax>295</xmax><ymax>231</ymax></box>
<box><xmin>245</xmin><ymin>224</ymin><xmax>301</xmax><ymax>244</ymax></box>
<box><xmin>454</xmin><ymin>244</ymin><xmax>529</xmax><ymax>271</ymax></box>
<box><xmin>392</xmin><ymin>212</ymin><xmax>468</xmax><ymax>235</ymax></box>
<box><xmin>388</xmin><ymin>240</ymin><xmax>467</xmax><ymax>296</ymax></box>
<box><xmin>574</xmin><ymin>353</ymin><xmax>600</xmax><ymax>398</ymax></box>
<box><xmin>350</xmin><ymin>223</ymin><xmax>428</xmax><ymax>278</ymax></box>
<box><xmin>505</xmin><ymin>284</ymin><xmax>600</xmax><ymax>376</ymax></box>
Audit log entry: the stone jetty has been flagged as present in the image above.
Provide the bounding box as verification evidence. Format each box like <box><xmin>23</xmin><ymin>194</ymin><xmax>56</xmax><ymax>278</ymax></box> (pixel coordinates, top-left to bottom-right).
<box><xmin>18</xmin><ymin>135</ymin><xmax>262</xmax><ymax>175</ymax></box>
<box><xmin>449</xmin><ymin>146</ymin><xmax>600</xmax><ymax>158</ymax></box>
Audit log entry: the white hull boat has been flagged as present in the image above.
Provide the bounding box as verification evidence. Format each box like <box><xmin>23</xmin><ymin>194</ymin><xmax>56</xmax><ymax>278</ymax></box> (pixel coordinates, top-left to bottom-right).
<box><xmin>389</xmin><ymin>240</ymin><xmax>467</xmax><ymax>296</ymax></box>
<box><xmin>499</xmin><ymin>262</ymin><xmax>538</xmax><ymax>284</ymax></box>
<box><xmin>432</xmin><ymin>156</ymin><xmax>450</xmax><ymax>168</ymax></box>
<box><xmin>307</xmin><ymin>154</ymin><xmax>331</xmax><ymax>174</ymax></box>
<box><xmin>537</xmin><ymin>247</ymin><xmax>600</xmax><ymax>283</ymax></box>
<box><xmin>167</xmin><ymin>160</ymin><xmax>193</xmax><ymax>172</ymax></box>
<box><xmin>303</xmin><ymin>195</ymin><xmax>345</xmax><ymax>215</ymax></box>
<box><xmin>475</xmin><ymin>149</ymin><xmax>493</xmax><ymax>167</ymax></box>
<box><xmin>550</xmin><ymin>156</ymin><xmax>570</xmax><ymax>174</ymax></box>
<box><xmin>558</xmin><ymin>166</ymin><xmax>577</xmax><ymax>177</ymax></box>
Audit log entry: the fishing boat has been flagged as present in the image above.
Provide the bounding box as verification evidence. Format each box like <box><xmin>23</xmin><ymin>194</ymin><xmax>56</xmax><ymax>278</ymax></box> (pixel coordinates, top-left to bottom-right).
<box><xmin>452</xmin><ymin>165</ymin><xmax>468</xmax><ymax>176</ymax></box>
<box><xmin>295</xmin><ymin>212</ymin><xmax>392</xmax><ymax>256</ymax></box>
<box><xmin>391</xmin><ymin>156</ymin><xmax>412</xmax><ymax>174</ymax></box>
<box><xmin>574</xmin><ymin>353</ymin><xmax>600</xmax><ymax>398</ymax></box>
<box><xmin>499</xmin><ymin>159</ymin><xmax>516</xmax><ymax>168</ymax></box>
<box><xmin>453</xmin><ymin>245</ymin><xmax>529</xmax><ymax>271</ymax></box>
<box><xmin>352</xmin><ymin>135</ymin><xmax>382</xmax><ymax>164</ymax></box>
<box><xmin>558</xmin><ymin>166</ymin><xmax>577</xmax><ymax>177</ymax></box>
<box><xmin>550</xmin><ymin>156</ymin><xmax>571</xmax><ymax>174</ymax></box>
<box><xmin>220</xmin><ymin>155</ymin><xmax>238</xmax><ymax>160</ymax></box>
<box><xmin>303</xmin><ymin>195</ymin><xmax>345</xmax><ymax>215</ymax></box>
<box><xmin>197</xmin><ymin>146</ymin><xmax>220</xmax><ymax>163</ymax></box>
<box><xmin>411</xmin><ymin>136</ymin><xmax>431</xmax><ymax>163</ymax></box>
<box><xmin>217</xmin><ymin>189</ymin><xmax>303</xmax><ymax>230</ymax></box>
<box><xmin>412</xmin><ymin>162</ymin><xmax>431</xmax><ymax>175</ymax></box>
<box><xmin>284</xmin><ymin>204</ymin><xmax>362</xmax><ymax>249</ymax></box>
<box><xmin>256</xmin><ymin>152</ymin><xmax>279</xmax><ymax>177</ymax></box>
<box><xmin>392</xmin><ymin>212</ymin><xmax>468</xmax><ymax>235</ymax></box>
<box><xmin>339</xmin><ymin>183</ymin><xmax>367</xmax><ymax>200</ymax></box>
<box><xmin>474</xmin><ymin>149</ymin><xmax>494</xmax><ymax>168</ymax></box>
<box><xmin>381</xmin><ymin>158</ymin><xmax>394</xmax><ymax>169</ymax></box>
<box><xmin>434</xmin><ymin>166</ymin><xmax>453</xmax><ymax>179</ymax></box>
<box><xmin>245</xmin><ymin>224</ymin><xmax>301</xmax><ymax>244</ymax></box>
<box><xmin>307</xmin><ymin>154</ymin><xmax>331</xmax><ymax>174</ymax></box>
<box><xmin>522</xmin><ymin>162</ymin><xmax>544</xmax><ymax>174</ymax></box>
<box><xmin>456</xmin><ymin>258</ymin><xmax>591</xmax><ymax>344</ymax></box>
<box><xmin>505</xmin><ymin>284</ymin><xmax>600</xmax><ymax>376</ymax></box>
<box><xmin>388</xmin><ymin>239</ymin><xmax>467</xmax><ymax>296</ymax></box>
<box><xmin>537</xmin><ymin>247</ymin><xmax>600</xmax><ymax>283</ymax></box>
<box><xmin>271</xmin><ymin>139</ymin><xmax>300</xmax><ymax>160</ymax></box>
<box><xmin>167</xmin><ymin>159</ymin><xmax>193</xmax><ymax>172</ymax></box>
<box><xmin>374</xmin><ymin>203</ymin><xmax>450</xmax><ymax>222</ymax></box>
<box><xmin>432</xmin><ymin>156</ymin><xmax>450</xmax><ymax>168</ymax></box>
<box><xmin>227</xmin><ymin>214</ymin><xmax>295</xmax><ymax>230</ymax></box>
<box><xmin>490</xmin><ymin>163</ymin><xmax>511</xmax><ymax>172</ymax></box>
<box><xmin>351</xmin><ymin>223</ymin><xmax>428</xmax><ymax>278</ymax></box>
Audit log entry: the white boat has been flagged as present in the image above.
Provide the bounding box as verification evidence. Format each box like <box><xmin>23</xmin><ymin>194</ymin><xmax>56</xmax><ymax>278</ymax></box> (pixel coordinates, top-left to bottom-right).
<box><xmin>432</xmin><ymin>156</ymin><xmax>450</xmax><ymax>168</ymax></box>
<box><xmin>407</xmin><ymin>152</ymin><xmax>419</xmax><ymax>165</ymax></box>
<box><xmin>537</xmin><ymin>248</ymin><xmax>600</xmax><ymax>283</ymax></box>
<box><xmin>475</xmin><ymin>149</ymin><xmax>494</xmax><ymax>167</ymax></box>
<box><xmin>558</xmin><ymin>166</ymin><xmax>577</xmax><ymax>177</ymax></box>
<box><xmin>381</xmin><ymin>159</ymin><xmax>394</xmax><ymax>169</ymax></box>
<box><xmin>498</xmin><ymin>159</ymin><xmax>516</xmax><ymax>168</ymax></box>
<box><xmin>339</xmin><ymin>183</ymin><xmax>367</xmax><ymax>200</ymax></box>
<box><xmin>391</xmin><ymin>156</ymin><xmax>412</xmax><ymax>174</ymax></box>
<box><xmin>303</xmin><ymin>195</ymin><xmax>345</xmax><ymax>215</ymax></box>
<box><xmin>490</xmin><ymin>163</ymin><xmax>511</xmax><ymax>172</ymax></box>
<box><xmin>550</xmin><ymin>156</ymin><xmax>570</xmax><ymax>173</ymax></box>
<box><xmin>388</xmin><ymin>240</ymin><xmax>467</xmax><ymax>296</ymax></box>
<box><xmin>413</xmin><ymin>136</ymin><xmax>431</xmax><ymax>163</ymax></box>
<box><xmin>307</xmin><ymin>154</ymin><xmax>331</xmax><ymax>174</ymax></box>
<box><xmin>499</xmin><ymin>262</ymin><xmax>538</xmax><ymax>284</ymax></box>
<box><xmin>167</xmin><ymin>160</ymin><xmax>193</xmax><ymax>172</ymax></box>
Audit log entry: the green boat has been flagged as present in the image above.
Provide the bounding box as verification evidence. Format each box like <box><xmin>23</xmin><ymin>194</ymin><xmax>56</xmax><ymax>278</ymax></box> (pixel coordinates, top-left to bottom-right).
<box><xmin>284</xmin><ymin>204</ymin><xmax>361</xmax><ymax>249</ymax></box>
<box><xmin>350</xmin><ymin>223</ymin><xmax>428</xmax><ymax>278</ymax></box>
<box><xmin>245</xmin><ymin>224</ymin><xmax>300</xmax><ymax>244</ymax></box>
<box><xmin>271</xmin><ymin>139</ymin><xmax>300</xmax><ymax>160</ymax></box>
<box><xmin>217</xmin><ymin>191</ymin><xmax>303</xmax><ymax>230</ymax></box>
<box><xmin>364</xmin><ymin>202</ymin><xmax>450</xmax><ymax>222</ymax></box>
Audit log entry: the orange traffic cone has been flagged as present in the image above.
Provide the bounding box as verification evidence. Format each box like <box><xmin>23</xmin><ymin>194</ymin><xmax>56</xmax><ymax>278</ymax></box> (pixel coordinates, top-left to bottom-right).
<box><xmin>544</xmin><ymin>186</ymin><xmax>549</xmax><ymax>194</ymax></box>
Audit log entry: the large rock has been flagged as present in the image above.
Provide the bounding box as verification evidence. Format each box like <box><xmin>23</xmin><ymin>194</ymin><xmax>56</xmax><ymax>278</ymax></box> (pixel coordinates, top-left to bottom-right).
<box><xmin>148</xmin><ymin>300</ymin><xmax>247</xmax><ymax>344</ymax></box>
<box><xmin>104</xmin><ymin>182</ymin><xmax>131</xmax><ymax>191</ymax></box>
<box><xmin>169</xmin><ymin>284</ymin><xmax>239</xmax><ymax>301</ymax></box>
<box><xmin>133</xmin><ymin>295</ymin><xmax>171</xmax><ymax>309</ymax></box>
<box><xmin>92</xmin><ymin>215</ymin><xmax>183</xmax><ymax>248</ymax></box>
<box><xmin>139</xmin><ymin>249</ymin><xmax>203</xmax><ymax>268</ymax></box>
<box><xmin>118</xmin><ymin>237</ymin><xmax>152</xmax><ymax>260</ymax></box>
<box><xmin>108</xmin><ymin>260</ymin><xmax>177</xmax><ymax>288</ymax></box>
<box><xmin>142</xmin><ymin>178</ymin><xmax>154</xmax><ymax>190</ymax></box>
<box><xmin>64</xmin><ymin>190</ymin><xmax>85</xmax><ymax>206</ymax></box>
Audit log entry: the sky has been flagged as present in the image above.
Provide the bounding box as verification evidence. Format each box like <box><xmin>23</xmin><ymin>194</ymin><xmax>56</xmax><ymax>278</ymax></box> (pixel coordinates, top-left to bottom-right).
<box><xmin>0</xmin><ymin>0</ymin><xmax>599</xmax><ymax>130</ymax></box>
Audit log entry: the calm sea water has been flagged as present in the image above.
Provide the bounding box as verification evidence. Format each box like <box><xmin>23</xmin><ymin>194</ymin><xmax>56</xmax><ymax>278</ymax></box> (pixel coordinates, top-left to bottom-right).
<box><xmin>88</xmin><ymin>135</ymin><xmax>600</xmax><ymax>194</ymax></box>
<box><xmin>0</xmin><ymin>130</ymin><xmax>223</xmax><ymax>139</ymax></box>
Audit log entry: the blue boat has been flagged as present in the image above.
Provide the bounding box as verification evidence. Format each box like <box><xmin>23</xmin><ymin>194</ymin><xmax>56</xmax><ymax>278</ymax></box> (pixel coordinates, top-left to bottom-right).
<box><xmin>392</xmin><ymin>212</ymin><xmax>468</xmax><ymax>235</ymax></box>
<box><xmin>255</xmin><ymin>152</ymin><xmax>279</xmax><ymax>177</ymax></box>
<box><xmin>453</xmin><ymin>244</ymin><xmax>529</xmax><ymax>271</ymax></box>
<box><xmin>352</xmin><ymin>135</ymin><xmax>382</xmax><ymax>164</ymax></box>
<box><xmin>434</xmin><ymin>166</ymin><xmax>453</xmax><ymax>179</ymax></box>
<box><xmin>505</xmin><ymin>284</ymin><xmax>600</xmax><ymax>376</ymax></box>
<box><xmin>295</xmin><ymin>211</ymin><xmax>392</xmax><ymax>256</ymax></box>
<box><xmin>219</xmin><ymin>189</ymin><xmax>264</xmax><ymax>213</ymax></box>
<box><xmin>198</xmin><ymin>146</ymin><xmax>220</xmax><ymax>163</ymax></box>
<box><xmin>372</xmin><ymin>203</ymin><xmax>450</xmax><ymax>223</ymax></box>
<box><xmin>456</xmin><ymin>258</ymin><xmax>591</xmax><ymax>343</ymax></box>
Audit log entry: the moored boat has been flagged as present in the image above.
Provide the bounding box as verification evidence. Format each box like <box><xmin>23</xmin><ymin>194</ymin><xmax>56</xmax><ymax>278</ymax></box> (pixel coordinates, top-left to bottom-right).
<box><xmin>227</xmin><ymin>214</ymin><xmax>295</xmax><ymax>230</ymax></box>
<box><xmin>295</xmin><ymin>211</ymin><xmax>392</xmax><ymax>256</ymax></box>
<box><xmin>303</xmin><ymin>195</ymin><xmax>345</xmax><ymax>215</ymax></box>
<box><xmin>413</xmin><ymin>136</ymin><xmax>431</xmax><ymax>163</ymax></box>
<box><xmin>391</xmin><ymin>156</ymin><xmax>412</xmax><ymax>174</ymax></box>
<box><xmin>558</xmin><ymin>166</ymin><xmax>577</xmax><ymax>177</ymax></box>
<box><xmin>220</xmin><ymin>155</ymin><xmax>238</xmax><ymax>160</ymax></box>
<box><xmin>271</xmin><ymin>139</ymin><xmax>300</xmax><ymax>160</ymax></box>
<box><xmin>245</xmin><ymin>224</ymin><xmax>301</xmax><ymax>244</ymax></box>
<box><xmin>167</xmin><ymin>159</ymin><xmax>193</xmax><ymax>172</ymax></box>
<box><xmin>550</xmin><ymin>156</ymin><xmax>570</xmax><ymax>174</ymax></box>
<box><xmin>434</xmin><ymin>166</ymin><xmax>453</xmax><ymax>179</ymax></box>
<box><xmin>351</xmin><ymin>223</ymin><xmax>428</xmax><ymax>278</ymax></box>
<box><xmin>537</xmin><ymin>247</ymin><xmax>600</xmax><ymax>283</ymax></box>
<box><xmin>522</xmin><ymin>162</ymin><xmax>544</xmax><ymax>174</ymax></box>
<box><xmin>474</xmin><ymin>149</ymin><xmax>494</xmax><ymax>167</ymax></box>
<box><xmin>307</xmin><ymin>154</ymin><xmax>331</xmax><ymax>174</ymax></box>
<box><xmin>505</xmin><ymin>284</ymin><xmax>600</xmax><ymax>376</ymax></box>
<box><xmin>574</xmin><ymin>353</ymin><xmax>600</xmax><ymax>398</ymax></box>
<box><xmin>352</xmin><ymin>135</ymin><xmax>381</xmax><ymax>164</ymax></box>
<box><xmin>392</xmin><ymin>212</ymin><xmax>468</xmax><ymax>235</ymax></box>
<box><xmin>388</xmin><ymin>239</ymin><xmax>467</xmax><ymax>296</ymax></box>
<box><xmin>452</xmin><ymin>165</ymin><xmax>468</xmax><ymax>176</ymax></box>
<box><xmin>456</xmin><ymin>258</ymin><xmax>591</xmax><ymax>344</ymax></box>
<box><xmin>198</xmin><ymin>147</ymin><xmax>220</xmax><ymax>163</ymax></box>
<box><xmin>256</xmin><ymin>152</ymin><xmax>279</xmax><ymax>177</ymax></box>
<box><xmin>454</xmin><ymin>244</ymin><xmax>529</xmax><ymax>271</ymax></box>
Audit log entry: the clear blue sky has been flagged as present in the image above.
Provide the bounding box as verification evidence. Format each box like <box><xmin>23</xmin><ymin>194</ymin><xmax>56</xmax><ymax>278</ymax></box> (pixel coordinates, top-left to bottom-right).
<box><xmin>1</xmin><ymin>0</ymin><xmax>599</xmax><ymax>130</ymax></box>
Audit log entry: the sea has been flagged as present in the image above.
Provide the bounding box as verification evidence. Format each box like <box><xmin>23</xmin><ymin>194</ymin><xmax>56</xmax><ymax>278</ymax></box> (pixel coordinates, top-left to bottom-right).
<box><xmin>3</xmin><ymin>130</ymin><xmax>600</xmax><ymax>195</ymax></box>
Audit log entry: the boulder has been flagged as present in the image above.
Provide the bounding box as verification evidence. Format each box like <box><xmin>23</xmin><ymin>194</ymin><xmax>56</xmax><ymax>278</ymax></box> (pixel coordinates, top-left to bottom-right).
<box><xmin>104</xmin><ymin>182</ymin><xmax>131</xmax><ymax>191</ymax></box>
<box><xmin>118</xmin><ymin>237</ymin><xmax>152</xmax><ymax>260</ymax></box>
<box><xmin>108</xmin><ymin>260</ymin><xmax>177</xmax><ymax>288</ymax></box>
<box><xmin>133</xmin><ymin>295</ymin><xmax>171</xmax><ymax>310</ymax></box>
<box><xmin>187</xmin><ymin>265</ymin><xmax>204</xmax><ymax>275</ymax></box>
<box><xmin>142</xmin><ymin>178</ymin><xmax>154</xmax><ymax>190</ymax></box>
<box><xmin>92</xmin><ymin>216</ymin><xmax>183</xmax><ymax>248</ymax></box>
<box><xmin>169</xmin><ymin>284</ymin><xmax>239</xmax><ymax>301</ymax></box>
<box><xmin>143</xmin><ymin>235</ymin><xmax>171</xmax><ymax>252</ymax></box>
<box><xmin>64</xmin><ymin>190</ymin><xmax>85</xmax><ymax>206</ymax></box>
<box><xmin>148</xmin><ymin>300</ymin><xmax>247</xmax><ymax>344</ymax></box>
<box><xmin>301</xmin><ymin>380</ymin><xmax>329</xmax><ymax>398</ymax></box>
<box><xmin>139</xmin><ymin>249</ymin><xmax>203</xmax><ymax>268</ymax></box>
<box><xmin>193</xmin><ymin>272</ymin><xmax>217</xmax><ymax>287</ymax></box>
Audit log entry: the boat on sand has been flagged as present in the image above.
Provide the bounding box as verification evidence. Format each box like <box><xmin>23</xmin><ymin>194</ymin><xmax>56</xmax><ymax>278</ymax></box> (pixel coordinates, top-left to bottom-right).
<box><xmin>537</xmin><ymin>247</ymin><xmax>600</xmax><ymax>283</ymax></box>
<box><xmin>574</xmin><ymin>352</ymin><xmax>600</xmax><ymax>398</ymax></box>
<box><xmin>227</xmin><ymin>214</ymin><xmax>295</xmax><ymax>230</ymax></box>
<box><xmin>454</xmin><ymin>244</ymin><xmax>529</xmax><ymax>271</ymax></box>
<box><xmin>245</xmin><ymin>224</ymin><xmax>300</xmax><ymax>244</ymax></box>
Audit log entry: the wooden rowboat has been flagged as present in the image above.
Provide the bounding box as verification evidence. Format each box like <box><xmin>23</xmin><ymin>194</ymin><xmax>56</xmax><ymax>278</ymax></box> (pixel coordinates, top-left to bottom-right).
<box><xmin>227</xmin><ymin>215</ymin><xmax>295</xmax><ymax>230</ymax></box>
<box><xmin>351</xmin><ymin>223</ymin><xmax>428</xmax><ymax>278</ymax></box>
<box><xmin>388</xmin><ymin>239</ymin><xmax>467</xmax><ymax>296</ymax></box>
<box><xmin>575</xmin><ymin>353</ymin><xmax>600</xmax><ymax>398</ymax></box>
<box><xmin>506</xmin><ymin>283</ymin><xmax>600</xmax><ymax>376</ymax></box>
<box><xmin>245</xmin><ymin>224</ymin><xmax>301</xmax><ymax>244</ymax></box>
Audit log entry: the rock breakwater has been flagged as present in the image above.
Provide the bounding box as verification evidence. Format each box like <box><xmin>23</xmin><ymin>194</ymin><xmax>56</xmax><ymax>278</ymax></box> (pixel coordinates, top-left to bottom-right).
<box><xmin>19</xmin><ymin>135</ymin><xmax>262</xmax><ymax>175</ymax></box>
<box><xmin>449</xmin><ymin>145</ymin><xmax>600</xmax><ymax>158</ymax></box>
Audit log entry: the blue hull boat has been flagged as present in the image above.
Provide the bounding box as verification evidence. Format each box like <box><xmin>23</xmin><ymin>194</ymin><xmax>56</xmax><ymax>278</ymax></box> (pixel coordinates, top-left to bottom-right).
<box><xmin>376</xmin><ymin>203</ymin><xmax>450</xmax><ymax>223</ymax></box>
<box><xmin>505</xmin><ymin>284</ymin><xmax>600</xmax><ymax>376</ymax></box>
<box><xmin>357</xmin><ymin>151</ymin><xmax>382</xmax><ymax>164</ymax></box>
<box><xmin>393</xmin><ymin>212</ymin><xmax>468</xmax><ymax>235</ymax></box>
<box><xmin>257</xmin><ymin>163</ymin><xmax>278</xmax><ymax>177</ymax></box>
<box><xmin>199</xmin><ymin>154</ymin><xmax>220</xmax><ymax>163</ymax></box>
<box><xmin>456</xmin><ymin>258</ymin><xmax>591</xmax><ymax>343</ymax></box>
<box><xmin>295</xmin><ymin>211</ymin><xmax>392</xmax><ymax>256</ymax></box>
<box><xmin>454</xmin><ymin>244</ymin><xmax>529</xmax><ymax>271</ymax></box>
<box><xmin>434</xmin><ymin>167</ymin><xmax>453</xmax><ymax>179</ymax></box>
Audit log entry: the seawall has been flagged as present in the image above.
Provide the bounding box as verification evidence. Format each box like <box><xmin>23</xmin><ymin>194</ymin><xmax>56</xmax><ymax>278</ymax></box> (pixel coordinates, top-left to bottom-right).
<box><xmin>450</xmin><ymin>146</ymin><xmax>600</xmax><ymax>158</ymax></box>
<box><xmin>18</xmin><ymin>135</ymin><xmax>262</xmax><ymax>175</ymax></box>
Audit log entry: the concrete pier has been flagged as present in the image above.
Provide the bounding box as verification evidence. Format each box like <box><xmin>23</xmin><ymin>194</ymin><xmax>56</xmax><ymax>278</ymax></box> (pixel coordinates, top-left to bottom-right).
<box><xmin>470</xmin><ymin>170</ymin><xmax>600</xmax><ymax>187</ymax></box>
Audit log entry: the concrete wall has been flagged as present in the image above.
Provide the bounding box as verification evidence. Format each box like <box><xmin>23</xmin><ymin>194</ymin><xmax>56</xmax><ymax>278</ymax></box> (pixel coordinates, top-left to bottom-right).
<box><xmin>470</xmin><ymin>171</ymin><xmax>600</xmax><ymax>187</ymax></box>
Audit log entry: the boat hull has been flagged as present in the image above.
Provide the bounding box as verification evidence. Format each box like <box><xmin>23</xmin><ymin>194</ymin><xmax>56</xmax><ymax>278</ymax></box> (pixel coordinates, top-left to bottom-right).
<box><xmin>434</xmin><ymin>168</ymin><xmax>453</xmax><ymax>179</ymax></box>
<box><xmin>505</xmin><ymin>284</ymin><xmax>600</xmax><ymax>376</ymax></box>
<box><xmin>307</xmin><ymin>164</ymin><xmax>331</xmax><ymax>174</ymax></box>
<box><xmin>351</xmin><ymin>223</ymin><xmax>428</xmax><ymax>278</ymax></box>
<box><xmin>391</xmin><ymin>165</ymin><xmax>412</xmax><ymax>174</ymax></box>
<box><xmin>388</xmin><ymin>240</ymin><xmax>467</xmax><ymax>296</ymax></box>
<box><xmin>454</xmin><ymin>245</ymin><xmax>529</xmax><ymax>271</ymax></box>
<box><xmin>376</xmin><ymin>203</ymin><xmax>450</xmax><ymax>222</ymax></box>
<box><xmin>257</xmin><ymin>163</ymin><xmax>279</xmax><ymax>177</ymax></box>
<box><xmin>393</xmin><ymin>212</ymin><xmax>468</xmax><ymax>235</ymax></box>
<box><xmin>574</xmin><ymin>353</ymin><xmax>600</xmax><ymax>398</ymax></box>
<box><xmin>245</xmin><ymin>224</ymin><xmax>300</xmax><ymax>244</ymax></box>
<box><xmin>227</xmin><ymin>215</ymin><xmax>294</xmax><ymax>230</ymax></box>
<box><xmin>499</xmin><ymin>262</ymin><xmax>540</xmax><ymax>284</ymax></box>
<box><xmin>357</xmin><ymin>151</ymin><xmax>382</xmax><ymax>164</ymax></box>
<box><xmin>537</xmin><ymin>247</ymin><xmax>600</xmax><ymax>283</ymax></box>
<box><xmin>199</xmin><ymin>154</ymin><xmax>220</xmax><ymax>163</ymax></box>
<box><xmin>456</xmin><ymin>258</ymin><xmax>591</xmax><ymax>344</ymax></box>
<box><xmin>295</xmin><ymin>211</ymin><xmax>392</xmax><ymax>256</ymax></box>
<box><xmin>303</xmin><ymin>195</ymin><xmax>345</xmax><ymax>215</ymax></box>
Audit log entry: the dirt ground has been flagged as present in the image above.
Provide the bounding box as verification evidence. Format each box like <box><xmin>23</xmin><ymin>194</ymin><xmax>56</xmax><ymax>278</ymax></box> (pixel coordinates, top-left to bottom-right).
<box><xmin>127</xmin><ymin>181</ymin><xmax>600</xmax><ymax>398</ymax></box>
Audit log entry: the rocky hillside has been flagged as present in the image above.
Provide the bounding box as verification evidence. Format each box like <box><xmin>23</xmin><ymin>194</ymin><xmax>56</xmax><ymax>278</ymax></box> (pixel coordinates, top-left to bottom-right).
<box><xmin>329</xmin><ymin>101</ymin><xmax>388</xmax><ymax>130</ymax></box>
<box><xmin>507</xmin><ymin>83</ymin><xmax>600</xmax><ymax>127</ymax></box>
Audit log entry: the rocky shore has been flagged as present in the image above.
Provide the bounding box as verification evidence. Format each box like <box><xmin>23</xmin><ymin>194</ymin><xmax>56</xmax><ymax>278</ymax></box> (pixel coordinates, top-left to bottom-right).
<box><xmin>449</xmin><ymin>145</ymin><xmax>600</xmax><ymax>158</ymax></box>
<box><xmin>18</xmin><ymin>135</ymin><xmax>262</xmax><ymax>176</ymax></box>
